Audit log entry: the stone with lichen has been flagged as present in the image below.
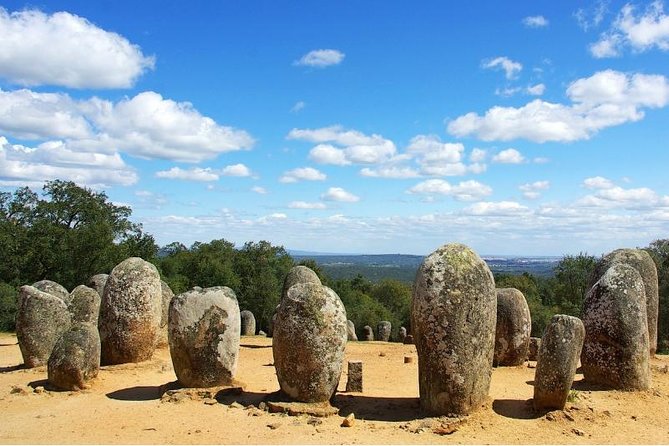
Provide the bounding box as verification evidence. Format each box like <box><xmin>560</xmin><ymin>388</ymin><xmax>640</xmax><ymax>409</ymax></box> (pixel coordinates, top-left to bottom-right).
<box><xmin>156</xmin><ymin>280</ymin><xmax>174</xmax><ymax>348</ymax></box>
<box><xmin>377</xmin><ymin>321</ymin><xmax>391</xmax><ymax>342</ymax></box>
<box><xmin>240</xmin><ymin>310</ymin><xmax>256</xmax><ymax>336</ymax></box>
<box><xmin>281</xmin><ymin>266</ymin><xmax>322</xmax><ymax>299</ymax></box>
<box><xmin>33</xmin><ymin>280</ymin><xmax>70</xmax><ymax>305</ymax></box>
<box><xmin>87</xmin><ymin>274</ymin><xmax>108</xmax><ymax>298</ymax></box>
<box><xmin>47</xmin><ymin>322</ymin><xmax>100</xmax><ymax>390</ymax></box>
<box><xmin>362</xmin><ymin>325</ymin><xmax>374</xmax><ymax>341</ymax></box>
<box><xmin>411</xmin><ymin>243</ymin><xmax>496</xmax><ymax>415</ymax></box>
<box><xmin>68</xmin><ymin>285</ymin><xmax>101</xmax><ymax>324</ymax></box>
<box><xmin>347</xmin><ymin>320</ymin><xmax>358</xmax><ymax>341</ymax></box>
<box><xmin>494</xmin><ymin>288</ymin><xmax>531</xmax><ymax>366</ymax></box>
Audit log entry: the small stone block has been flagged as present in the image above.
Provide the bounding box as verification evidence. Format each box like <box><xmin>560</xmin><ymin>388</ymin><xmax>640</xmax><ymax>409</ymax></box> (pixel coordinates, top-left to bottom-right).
<box><xmin>404</xmin><ymin>356</ymin><xmax>413</xmax><ymax>364</ymax></box>
<box><xmin>346</xmin><ymin>360</ymin><xmax>363</xmax><ymax>393</ymax></box>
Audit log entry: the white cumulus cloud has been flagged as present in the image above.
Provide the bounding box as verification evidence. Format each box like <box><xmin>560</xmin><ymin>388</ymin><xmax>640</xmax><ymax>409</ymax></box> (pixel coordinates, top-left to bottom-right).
<box><xmin>584</xmin><ymin>176</ymin><xmax>615</xmax><ymax>189</ymax></box>
<box><xmin>408</xmin><ymin>179</ymin><xmax>492</xmax><ymax>201</ymax></box>
<box><xmin>294</xmin><ymin>49</ymin><xmax>345</xmax><ymax>67</ymax></box>
<box><xmin>321</xmin><ymin>187</ymin><xmax>360</xmax><ymax>203</ymax></box>
<box><xmin>0</xmin><ymin>8</ymin><xmax>154</xmax><ymax>88</ymax></box>
<box><xmin>482</xmin><ymin>56</ymin><xmax>523</xmax><ymax>79</ymax></box>
<box><xmin>493</xmin><ymin>148</ymin><xmax>525</xmax><ymax>164</ymax></box>
<box><xmin>222</xmin><ymin>163</ymin><xmax>252</xmax><ymax>177</ymax></box>
<box><xmin>279</xmin><ymin>167</ymin><xmax>327</xmax><ymax>183</ymax></box>
<box><xmin>463</xmin><ymin>201</ymin><xmax>530</xmax><ymax>216</ymax></box>
<box><xmin>155</xmin><ymin>167</ymin><xmax>219</xmax><ymax>182</ymax></box>
<box><xmin>520</xmin><ymin>180</ymin><xmax>550</xmax><ymax>199</ymax></box>
<box><xmin>288</xmin><ymin>201</ymin><xmax>327</xmax><ymax>210</ymax></box>
<box><xmin>523</xmin><ymin>15</ymin><xmax>549</xmax><ymax>28</ymax></box>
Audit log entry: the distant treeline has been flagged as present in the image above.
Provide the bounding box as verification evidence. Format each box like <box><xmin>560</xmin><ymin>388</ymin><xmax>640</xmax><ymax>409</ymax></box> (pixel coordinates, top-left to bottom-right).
<box><xmin>1</xmin><ymin>181</ymin><xmax>668</xmax><ymax>352</ymax></box>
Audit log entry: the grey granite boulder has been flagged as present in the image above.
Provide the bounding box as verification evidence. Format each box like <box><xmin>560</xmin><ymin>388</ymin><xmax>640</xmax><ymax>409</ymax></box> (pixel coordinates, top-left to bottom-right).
<box><xmin>528</xmin><ymin>337</ymin><xmax>541</xmax><ymax>361</ymax></box>
<box><xmin>68</xmin><ymin>285</ymin><xmax>101</xmax><ymax>324</ymax></box>
<box><xmin>273</xmin><ymin>283</ymin><xmax>347</xmax><ymax>402</ymax></box>
<box><xmin>16</xmin><ymin>285</ymin><xmax>72</xmax><ymax>367</ymax></box>
<box><xmin>377</xmin><ymin>321</ymin><xmax>391</xmax><ymax>342</ymax></box>
<box><xmin>33</xmin><ymin>280</ymin><xmax>70</xmax><ymax>304</ymax></box>
<box><xmin>398</xmin><ymin>326</ymin><xmax>407</xmax><ymax>343</ymax></box>
<box><xmin>168</xmin><ymin>286</ymin><xmax>241</xmax><ymax>387</ymax></box>
<box><xmin>156</xmin><ymin>280</ymin><xmax>174</xmax><ymax>348</ymax></box>
<box><xmin>494</xmin><ymin>288</ymin><xmax>531</xmax><ymax>366</ymax></box>
<box><xmin>98</xmin><ymin>257</ymin><xmax>162</xmax><ymax>365</ymax></box>
<box><xmin>240</xmin><ymin>310</ymin><xmax>256</xmax><ymax>336</ymax></box>
<box><xmin>47</xmin><ymin>322</ymin><xmax>100</xmax><ymax>390</ymax></box>
<box><xmin>533</xmin><ymin>315</ymin><xmax>585</xmax><ymax>411</ymax></box>
<box><xmin>412</xmin><ymin>243</ymin><xmax>496</xmax><ymax>415</ymax></box>
<box><xmin>281</xmin><ymin>266</ymin><xmax>322</xmax><ymax>298</ymax></box>
<box><xmin>362</xmin><ymin>325</ymin><xmax>374</xmax><ymax>341</ymax></box>
<box><xmin>581</xmin><ymin>263</ymin><xmax>650</xmax><ymax>390</ymax></box>
<box><xmin>87</xmin><ymin>274</ymin><xmax>108</xmax><ymax>298</ymax></box>
<box><xmin>589</xmin><ymin>248</ymin><xmax>659</xmax><ymax>355</ymax></box>
<box><xmin>347</xmin><ymin>320</ymin><xmax>358</xmax><ymax>341</ymax></box>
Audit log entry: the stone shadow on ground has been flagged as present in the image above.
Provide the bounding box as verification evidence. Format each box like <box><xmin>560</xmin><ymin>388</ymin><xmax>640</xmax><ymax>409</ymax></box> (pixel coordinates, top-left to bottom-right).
<box><xmin>0</xmin><ymin>364</ymin><xmax>24</xmax><ymax>373</ymax></box>
<box><xmin>492</xmin><ymin>398</ymin><xmax>545</xmax><ymax>419</ymax></box>
<box><xmin>106</xmin><ymin>381</ymin><xmax>180</xmax><ymax>401</ymax></box>
<box><xmin>333</xmin><ymin>394</ymin><xmax>422</xmax><ymax>422</ymax></box>
<box><xmin>240</xmin><ymin>344</ymin><xmax>271</xmax><ymax>349</ymax></box>
<box><xmin>571</xmin><ymin>378</ymin><xmax>612</xmax><ymax>392</ymax></box>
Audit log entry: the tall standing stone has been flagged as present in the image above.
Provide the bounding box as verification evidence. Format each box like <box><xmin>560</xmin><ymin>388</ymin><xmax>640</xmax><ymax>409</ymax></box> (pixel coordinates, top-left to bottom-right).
<box><xmin>412</xmin><ymin>243</ymin><xmax>496</xmax><ymax>415</ymax></box>
<box><xmin>347</xmin><ymin>320</ymin><xmax>358</xmax><ymax>341</ymax></box>
<box><xmin>282</xmin><ymin>265</ymin><xmax>322</xmax><ymax>298</ymax></box>
<box><xmin>68</xmin><ymin>285</ymin><xmax>101</xmax><ymax>324</ymax></box>
<box><xmin>168</xmin><ymin>286</ymin><xmax>241</xmax><ymax>387</ymax></box>
<box><xmin>156</xmin><ymin>281</ymin><xmax>174</xmax><ymax>348</ymax></box>
<box><xmin>98</xmin><ymin>257</ymin><xmax>162</xmax><ymax>365</ymax></box>
<box><xmin>581</xmin><ymin>263</ymin><xmax>650</xmax><ymax>390</ymax></box>
<box><xmin>273</xmin><ymin>282</ymin><xmax>347</xmax><ymax>402</ymax></box>
<box><xmin>33</xmin><ymin>280</ymin><xmax>70</xmax><ymax>305</ymax></box>
<box><xmin>47</xmin><ymin>322</ymin><xmax>101</xmax><ymax>390</ymax></box>
<box><xmin>533</xmin><ymin>315</ymin><xmax>585</xmax><ymax>411</ymax></box>
<box><xmin>362</xmin><ymin>325</ymin><xmax>374</xmax><ymax>341</ymax></box>
<box><xmin>398</xmin><ymin>327</ymin><xmax>407</xmax><ymax>343</ymax></box>
<box><xmin>528</xmin><ymin>337</ymin><xmax>541</xmax><ymax>361</ymax></box>
<box><xmin>87</xmin><ymin>274</ymin><xmax>108</xmax><ymax>298</ymax></box>
<box><xmin>590</xmin><ymin>248</ymin><xmax>659</xmax><ymax>355</ymax></box>
<box><xmin>240</xmin><ymin>310</ymin><xmax>256</xmax><ymax>336</ymax></box>
<box><xmin>494</xmin><ymin>288</ymin><xmax>531</xmax><ymax>366</ymax></box>
<box><xmin>16</xmin><ymin>286</ymin><xmax>72</xmax><ymax>367</ymax></box>
<box><xmin>377</xmin><ymin>321</ymin><xmax>391</xmax><ymax>342</ymax></box>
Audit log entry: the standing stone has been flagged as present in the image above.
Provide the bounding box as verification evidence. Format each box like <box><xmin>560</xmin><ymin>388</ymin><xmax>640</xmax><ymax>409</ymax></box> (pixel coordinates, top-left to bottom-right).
<box><xmin>68</xmin><ymin>285</ymin><xmax>101</xmax><ymax>324</ymax></box>
<box><xmin>98</xmin><ymin>257</ymin><xmax>162</xmax><ymax>365</ymax></box>
<box><xmin>590</xmin><ymin>249</ymin><xmax>659</xmax><ymax>355</ymax></box>
<box><xmin>346</xmin><ymin>360</ymin><xmax>363</xmax><ymax>392</ymax></box>
<box><xmin>412</xmin><ymin>243</ymin><xmax>496</xmax><ymax>415</ymax></box>
<box><xmin>377</xmin><ymin>321</ymin><xmax>391</xmax><ymax>342</ymax></box>
<box><xmin>403</xmin><ymin>334</ymin><xmax>414</xmax><ymax>345</ymax></box>
<box><xmin>47</xmin><ymin>322</ymin><xmax>100</xmax><ymax>390</ymax></box>
<box><xmin>33</xmin><ymin>280</ymin><xmax>70</xmax><ymax>305</ymax></box>
<box><xmin>533</xmin><ymin>315</ymin><xmax>585</xmax><ymax>411</ymax></box>
<box><xmin>528</xmin><ymin>337</ymin><xmax>541</xmax><ymax>361</ymax></box>
<box><xmin>282</xmin><ymin>265</ymin><xmax>322</xmax><ymax>298</ymax></box>
<box><xmin>581</xmin><ymin>263</ymin><xmax>650</xmax><ymax>390</ymax></box>
<box><xmin>347</xmin><ymin>320</ymin><xmax>358</xmax><ymax>341</ymax></box>
<box><xmin>268</xmin><ymin>305</ymin><xmax>279</xmax><ymax>338</ymax></box>
<box><xmin>494</xmin><ymin>288</ymin><xmax>531</xmax><ymax>366</ymax></box>
<box><xmin>156</xmin><ymin>281</ymin><xmax>174</xmax><ymax>348</ymax></box>
<box><xmin>16</xmin><ymin>286</ymin><xmax>72</xmax><ymax>367</ymax></box>
<box><xmin>240</xmin><ymin>310</ymin><xmax>256</xmax><ymax>336</ymax></box>
<box><xmin>398</xmin><ymin>327</ymin><xmax>407</xmax><ymax>343</ymax></box>
<box><xmin>273</xmin><ymin>283</ymin><xmax>347</xmax><ymax>402</ymax></box>
<box><xmin>168</xmin><ymin>287</ymin><xmax>241</xmax><ymax>387</ymax></box>
<box><xmin>362</xmin><ymin>325</ymin><xmax>374</xmax><ymax>341</ymax></box>
<box><xmin>87</xmin><ymin>274</ymin><xmax>108</xmax><ymax>298</ymax></box>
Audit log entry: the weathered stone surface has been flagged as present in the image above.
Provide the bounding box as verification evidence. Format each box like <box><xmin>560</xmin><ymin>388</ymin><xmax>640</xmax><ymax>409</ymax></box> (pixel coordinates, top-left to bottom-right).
<box><xmin>282</xmin><ymin>266</ymin><xmax>322</xmax><ymax>299</ymax></box>
<box><xmin>528</xmin><ymin>337</ymin><xmax>541</xmax><ymax>361</ymax></box>
<box><xmin>411</xmin><ymin>243</ymin><xmax>496</xmax><ymax>415</ymax></box>
<box><xmin>273</xmin><ymin>283</ymin><xmax>347</xmax><ymax>403</ymax></box>
<box><xmin>403</xmin><ymin>334</ymin><xmax>414</xmax><ymax>345</ymax></box>
<box><xmin>347</xmin><ymin>320</ymin><xmax>358</xmax><ymax>341</ymax></box>
<box><xmin>68</xmin><ymin>285</ymin><xmax>101</xmax><ymax>324</ymax></box>
<box><xmin>533</xmin><ymin>315</ymin><xmax>585</xmax><ymax>411</ymax></box>
<box><xmin>346</xmin><ymin>360</ymin><xmax>363</xmax><ymax>392</ymax></box>
<box><xmin>377</xmin><ymin>321</ymin><xmax>391</xmax><ymax>342</ymax></box>
<box><xmin>398</xmin><ymin>327</ymin><xmax>407</xmax><ymax>343</ymax></box>
<box><xmin>156</xmin><ymin>281</ymin><xmax>174</xmax><ymax>348</ymax></box>
<box><xmin>16</xmin><ymin>285</ymin><xmax>72</xmax><ymax>368</ymax></box>
<box><xmin>87</xmin><ymin>274</ymin><xmax>108</xmax><ymax>298</ymax></box>
<box><xmin>589</xmin><ymin>248</ymin><xmax>659</xmax><ymax>355</ymax></box>
<box><xmin>581</xmin><ymin>263</ymin><xmax>650</xmax><ymax>390</ymax></box>
<box><xmin>47</xmin><ymin>322</ymin><xmax>100</xmax><ymax>390</ymax></box>
<box><xmin>494</xmin><ymin>288</ymin><xmax>531</xmax><ymax>367</ymax></box>
<box><xmin>268</xmin><ymin>305</ymin><xmax>279</xmax><ymax>338</ymax></box>
<box><xmin>98</xmin><ymin>257</ymin><xmax>162</xmax><ymax>365</ymax></box>
<box><xmin>168</xmin><ymin>286</ymin><xmax>241</xmax><ymax>387</ymax></box>
<box><xmin>32</xmin><ymin>280</ymin><xmax>70</xmax><ymax>304</ymax></box>
<box><xmin>362</xmin><ymin>325</ymin><xmax>374</xmax><ymax>341</ymax></box>
<box><xmin>240</xmin><ymin>310</ymin><xmax>256</xmax><ymax>336</ymax></box>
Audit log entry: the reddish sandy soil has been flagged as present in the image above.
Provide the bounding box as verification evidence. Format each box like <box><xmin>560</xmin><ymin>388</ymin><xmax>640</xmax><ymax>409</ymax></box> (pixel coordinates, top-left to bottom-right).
<box><xmin>1</xmin><ymin>332</ymin><xmax>668</xmax><ymax>444</ymax></box>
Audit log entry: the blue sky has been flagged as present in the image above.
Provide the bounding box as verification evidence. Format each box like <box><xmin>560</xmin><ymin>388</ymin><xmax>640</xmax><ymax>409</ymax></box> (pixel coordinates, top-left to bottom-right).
<box><xmin>1</xmin><ymin>0</ymin><xmax>668</xmax><ymax>256</ymax></box>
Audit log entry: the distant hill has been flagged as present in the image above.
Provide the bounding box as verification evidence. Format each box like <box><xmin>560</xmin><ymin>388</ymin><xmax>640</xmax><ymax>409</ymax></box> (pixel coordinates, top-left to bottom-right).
<box><xmin>292</xmin><ymin>253</ymin><xmax>560</xmax><ymax>283</ymax></box>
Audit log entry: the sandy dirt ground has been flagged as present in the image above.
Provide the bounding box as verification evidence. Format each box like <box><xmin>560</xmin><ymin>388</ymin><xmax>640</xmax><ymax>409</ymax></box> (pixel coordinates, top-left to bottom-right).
<box><xmin>1</xmin><ymin>332</ymin><xmax>668</xmax><ymax>444</ymax></box>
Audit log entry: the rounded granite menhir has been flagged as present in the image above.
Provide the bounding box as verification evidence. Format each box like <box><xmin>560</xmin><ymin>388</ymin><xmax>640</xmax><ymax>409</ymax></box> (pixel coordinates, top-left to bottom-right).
<box><xmin>377</xmin><ymin>321</ymin><xmax>391</xmax><ymax>342</ymax></box>
<box><xmin>240</xmin><ymin>310</ymin><xmax>257</xmax><ymax>336</ymax></box>
<box><xmin>494</xmin><ymin>288</ymin><xmax>531</xmax><ymax>366</ymax></box>
<box><xmin>47</xmin><ymin>322</ymin><xmax>101</xmax><ymax>390</ymax></box>
<box><xmin>412</xmin><ymin>243</ymin><xmax>496</xmax><ymax>415</ymax></box>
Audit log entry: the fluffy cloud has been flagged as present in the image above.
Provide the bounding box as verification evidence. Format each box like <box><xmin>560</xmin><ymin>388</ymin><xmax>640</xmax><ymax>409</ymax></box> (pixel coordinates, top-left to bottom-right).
<box><xmin>523</xmin><ymin>15</ymin><xmax>549</xmax><ymax>28</ymax></box>
<box><xmin>406</xmin><ymin>135</ymin><xmax>468</xmax><ymax>177</ymax></box>
<box><xmin>519</xmin><ymin>180</ymin><xmax>550</xmax><ymax>199</ymax></box>
<box><xmin>251</xmin><ymin>186</ymin><xmax>267</xmax><ymax>194</ymax></box>
<box><xmin>482</xmin><ymin>56</ymin><xmax>523</xmax><ymax>79</ymax></box>
<box><xmin>288</xmin><ymin>201</ymin><xmax>327</xmax><ymax>209</ymax></box>
<box><xmin>155</xmin><ymin>167</ymin><xmax>219</xmax><ymax>182</ymax></box>
<box><xmin>321</xmin><ymin>187</ymin><xmax>360</xmax><ymax>202</ymax></box>
<box><xmin>0</xmin><ymin>8</ymin><xmax>154</xmax><ymax>88</ymax></box>
<box><xmin>279</xmin><ymin>167</ymin><xmax>327</xmax><ymax>183</ymax></box>
<box><xmin>590</xmin><ymin>1</ymin><xmax>669</xmax><ymax>58</ymax></box>
<box><xmin>526</xmin><ymin>83</ymin><xmax>546</xmax><ymax>96</ymax></box>
<box><xmin>492</xmin><ymin>148</ymin><xmax>525</xmax><ymax>164</ymax></box>
<box><xmin>0</xmin><ymin>89</ymin><xmax>255</xmax><ymax>163</ymax></box>
<box><xmin>578</xmin><ymin>177</ymin><xmax>669</xmax><ymax>209</ymax></box>
<box><xmin>294</xmin><ymin>49</ymin><xmax>345</xmax><ymax>67</ymax></box>
<box><xmin>448</xmin><ymin>70</ymin><xmax>669</xmax><ymax>142</ymax></box>
<box><xmin>463</xmin><ymin>201</ymin><xmax>530</xmax><ymax>216</ymax></box>
<box><xmin>584</xmin><ymin>176</ymin><xmax>615</xmax><ymax>189</ymax></box>
<box><xmin>0</xmin><ymin>137</ymin><xmax>137</xmax><ymax>187</ymax></box>
<box><xmin>408</xmin><ymin>179</ymin><xmax>492</xmax><ymax>201</ymax></box>
<box><xmin>291</xmin><ymin>101</ymin><xmax>306</xmax><ymax>113</ymax></box>
<box><xmin>222</xmin><ymin>163</ymin><xmax>252</xmax><ymax>177</ymax></box>
<box><xmin>360</xmin><ymin>166</ymin><xmax>421</xmax><ymax>179</ymax></box>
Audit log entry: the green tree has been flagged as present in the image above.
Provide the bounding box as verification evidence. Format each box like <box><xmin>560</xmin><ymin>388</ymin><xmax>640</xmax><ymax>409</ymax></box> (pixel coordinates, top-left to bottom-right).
<box><xmin>370</xmin><ymin>279</ymin><xmax>412</xmax><ymax>334</ymax></box>
<box><xmin>644</xmin><ymin>239</ymin><xmax>669</xmax><ymax>352</ymax></box>
<box><xmin>552</xmin><ymin>253</ymin><xmax>597</xmax><ymax>315</ymax></box>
